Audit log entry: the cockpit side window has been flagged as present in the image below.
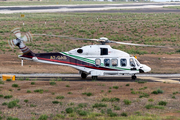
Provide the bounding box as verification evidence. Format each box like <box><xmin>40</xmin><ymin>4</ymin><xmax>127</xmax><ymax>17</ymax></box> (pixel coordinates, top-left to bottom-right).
<box><xmin>100</xmin><ymin>48</ymin><xmax>108</xmax><ymax>55</ymax></box>
<box><xmin>120</xmin><ymin>59</ymin><xmax>127</xmax><ymax>67</ymax></box>
<box><xmin>111</xmin><ymin>59</ymin><xmax>118</xmax><ymax>67</ymax></box>
<box><xmin>130</xmin><ymin>58</ymin><xmax>135</xmax><ymax>67</ymax></box>
<box><xmin>104</xmin><ymin>59</ymin><xmax>110</xmax><ymax>67</ymax></box>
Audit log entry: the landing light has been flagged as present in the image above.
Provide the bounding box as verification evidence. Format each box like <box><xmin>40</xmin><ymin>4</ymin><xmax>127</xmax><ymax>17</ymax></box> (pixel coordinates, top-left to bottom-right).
<box><xmin>134</xmin><ymin>56</ymin><xmax>137</xmax><ymax>59</ymax></box>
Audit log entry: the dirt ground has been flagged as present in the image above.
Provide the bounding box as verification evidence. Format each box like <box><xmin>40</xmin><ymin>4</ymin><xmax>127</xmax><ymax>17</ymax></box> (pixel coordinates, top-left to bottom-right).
<box><xmin>0</xmin><ymin>80</ymin><xmax>179</xmax><ymax>119</ymax></box>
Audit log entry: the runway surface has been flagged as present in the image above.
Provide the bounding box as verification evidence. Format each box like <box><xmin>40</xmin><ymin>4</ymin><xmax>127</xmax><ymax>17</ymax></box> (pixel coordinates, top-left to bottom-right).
<box><xmin>1</xmin><ymin>74</ymin><xmax>180</xmax><ymax>83</ymax></box>
<box><xmin>1</xmin><ymin>2</ymin><xmax>180</xmax><ymax>13</ymax></box>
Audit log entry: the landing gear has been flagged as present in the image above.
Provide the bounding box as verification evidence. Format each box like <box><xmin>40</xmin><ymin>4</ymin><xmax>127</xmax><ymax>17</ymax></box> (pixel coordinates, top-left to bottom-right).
<box><xmin>81</xmin><ymin>72</ymin><xmax>87</xmax><ymax>79</ymax></box>
<box><xmin>92</xmin><ymin>76</ymin><xmax>98</xmax><ymax>80</ymax></box>
<box><xmin>131</xmin><ymin>75</ymin><xmax>137</xmax><ymax>80</ymax></box>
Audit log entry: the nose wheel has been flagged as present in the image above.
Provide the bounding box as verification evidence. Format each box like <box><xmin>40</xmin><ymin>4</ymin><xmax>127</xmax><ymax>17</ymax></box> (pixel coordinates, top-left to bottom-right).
<box><xmin>131</xmin><ymin>75</ymin><xmax>137</xmax><ymax>80</ymax></box>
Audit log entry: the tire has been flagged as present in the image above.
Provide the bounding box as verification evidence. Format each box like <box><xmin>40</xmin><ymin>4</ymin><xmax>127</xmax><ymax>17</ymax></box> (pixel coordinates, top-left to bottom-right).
<box><xmin>92</xmin><ymin>76</ymin><xmax>98</xmax><ymax>80</ymax></box>
<box><xmin>132</xmin><ymin>75</ymin><xmax>137</xmax><ymax>80</ymax></box>
<box><xmin>81</xmin><ymin>73</ymin><xmax>87</xmax><ymax>79</ymax></box>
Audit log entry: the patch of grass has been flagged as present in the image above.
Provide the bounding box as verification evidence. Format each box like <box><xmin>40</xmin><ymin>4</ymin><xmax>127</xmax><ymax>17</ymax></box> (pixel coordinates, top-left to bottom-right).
<box><xmin>77</xmin><ymin>110</ymin><xmax>88</xmax><ymax>116</ymax></box>
<box><xmin>0</xmin><ymin>81</ymin><xmax>4</xmax><ymax>84</ymax></box>
<box><xmin>113</xmin><ymin>86</ymin><xmax>119</xmax><ymax>89</ymax></box>
<box><xmin>8</xmin><ymin>99</ymin><xmax>20</xmax><ymax>108</ymax></box>
<box><xmin>68</xmin><ymin>92</ymin><xmax>72</xmax><ymax>94</ymax></box>
<box><xmin>139</xmin><ymin>93</ymin><xmax>149</xmax><ymax>98</ymax></box>
<box><xmin>92</xmin><ymin>103</ymin><xmax>107</xmax><ymax>108</ymax></box>
<box><xmin>0</xmin><ymin>94</ymin><xmax>3</xmax><ymax>97</ymax></box>
<box><xmin>66</xmin><ymin>85</ymin><xmax>70</xmax><ymax>87</ymax></box>
<box><xmin>108</xmin><ymin>90</ymin><xmax>111</xmax><ymax>93</ymax></box>
<box><xmin>2</xmin><ymin>102</ymin><xmax>8</xmax><ymax>105</ymax></box>
<box><xmin>82</xmin><ymin>92</ymin><xmax>93</xmax><ymax>96</ymax></box>
<box><xmin>173</xmin><ymin>91</ymin><xmax>178</xmax><ymax>95</ymax></box>
<box><xmin>78</xmin><ymin>103</ymin><xmax>87</xmax><ymax>108</ymax></box>
<box><xmin>148</xmin><ymin>98</ymin><xmax>154</xmax><ymax>102</ymax></box>
<box><xmin>101</xmin><ymin>97</ymin><xmax>120</xmax><ymax>102</ymax></box>
<box><xmin>145</xmin><ymin>104</ymin><xmax>164</xmax><ymax>109</ymax></box>
<box><xmin>4</xmin><ymin>95</ymin><xmax>13</xmax><ymax>99</ymax></box>
<box><xmin>106</xmin><ymin>108</ymin><xmax>117</xmax><ymax>117</ymax></box>
<box><xmin>139</xmin><ymin>87</ymin><xmax>147</xmax><ymax>90</ymax></box>
<box><xmin>123</xmin><ymin>99</ymin><xmax>131</xmax><ymax>105</ymax></box>
<box><xmin>31</xmin><ymin>82</ymin><xmax>35</xmax><ymax>85</ymax></box>
<box><xmin>30</xmin><ymin>104</ymin><xmax>37</xmax><ymax>107</ymax></box>
<box><xmin>152</xmin><ymin>88</ymin><xmax>164</xmax><ymax>94</ymax></box>
<box><xmin>56</xmin><ymin>96</ymin><xmax>64</xmax><ymax>99</ymax></box>
<box><xmin>137</xmin><ymin>80</ymin><xmax>146</xmax><ymax>84</ymax></box>
<box><xmin>52</xmin><ymin>101</ymin><xmax>59</xmax><ymax>104</ymax></box>
<box><xmin>114</xmin><ymin>106</ymin><xmax>120</xmax><ymax>110</ymax></box>
<box><xmin>38</xmin><ymin>114</ymin><xmax>48</xmax><ymax>120</ymax></box>
<box><xmin>121</xmin><ymin>112</ymin><xmax>128</xmax><ymax>117</ymax></box>
<box><xmin>66</xmin><ymin>107</ymin><xmax>73</xmax><ymax>113</ymax></box>
<box><xmin>27</xmin><ymin>90</ymin><xmax>31</xmax><ymax>93</ymax></box>
<box><xmin>50</xmin><ymin>82</ymin><xmax>56</xmax><ymax>85</ymax></box>
<box><xmin>7</xmin><ymin>116</ymin><xmax>20</xmax><ymax>120</ymax></box>
<box><xmin>6</xmin><ymin>79</ymin><xmax>12</xmax><ymax>82</ymax></box>
<box><xmin>53</xmin><ymin>114</ymin><xmax>65</xmax><ymax>119</ymax></box>
<box><xmin>12</xmin><ymin>84</ymin><xmax>19</xmax><ymax>87</ymax></box>
<box><xmin>172</xmin><ymin>96</ymin><xmax>176</xmax><ymax>99</ymax></box>
<box><xmin>126</xmin><ymin>84</ymin><xmax>130</xmax><ymax>86</ymax></box>
<box><xmin>24</xmin><ymin>99</ymin><xmax>29</xmax><ymax>103</ymax></box>
<box><xmin>34</xmin><ymin>89</ymin><xmax>44</xmax><ymax>94</ymax></box>
<box><xmin>158</xmin><ymin>101</ymin><xmax>167</xmax><ymax>106</ymax></box>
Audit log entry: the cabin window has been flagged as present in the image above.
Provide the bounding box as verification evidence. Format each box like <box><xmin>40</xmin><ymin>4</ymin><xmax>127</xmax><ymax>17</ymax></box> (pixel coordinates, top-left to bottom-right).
<box><xmin>120</xmin><ymin>59</ymin><xmax>127</xmax><ymax>67</ymax></box>
<box><xmin>95</xmin><ymin>59</ymin><xmax>101</xmax><ymax>67</ymax></box>
<box><xmin>111</xmin><ymin>59</ymin><xmax>118</xmax><ymax>67</ymax></box>
<box><xmin>104</xmin><ymin>59</ymin><xmax>110</xmax><ymax>67</ymax></box>
<box><xmin>100</xmin><ymin>48</ymin><xmax>108</xmax><ymax>55</ymax></box>
<box><xmin>130</xmin><ymin>58</ymin><xmax>135</xmax><ymax>67</ymax></box>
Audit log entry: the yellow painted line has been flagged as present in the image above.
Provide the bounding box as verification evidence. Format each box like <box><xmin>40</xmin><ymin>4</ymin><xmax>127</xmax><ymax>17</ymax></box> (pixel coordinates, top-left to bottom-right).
<box><xmin>139</xmin><ymin>77</ymin><xmax>180</xmax><ymax>83</ymax></box>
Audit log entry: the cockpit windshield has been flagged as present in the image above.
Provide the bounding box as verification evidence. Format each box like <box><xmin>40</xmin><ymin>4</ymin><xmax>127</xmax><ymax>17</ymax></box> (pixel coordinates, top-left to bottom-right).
<box><xmin>135</xmin><ymin>59</ymin><xmax>140</xmax><ymax>67</ymax></box>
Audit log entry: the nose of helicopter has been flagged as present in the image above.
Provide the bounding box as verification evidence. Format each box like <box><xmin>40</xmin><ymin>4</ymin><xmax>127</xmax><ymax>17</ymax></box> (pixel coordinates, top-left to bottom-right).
<box><xmin>139</xmin><ymin>64</ymin><xmax>151</xmax><ymax>73</ymax></box>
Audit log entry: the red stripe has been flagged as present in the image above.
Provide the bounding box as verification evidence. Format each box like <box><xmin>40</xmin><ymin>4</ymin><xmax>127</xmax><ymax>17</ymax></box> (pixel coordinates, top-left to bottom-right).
<box><xmin>37</xmin><ymin>57</ymin><xmax>118</xmax><ymax>71</ymax></box>
<box><xmin>20</xmin><ymin>55</ymin><xmax>119</xmax><ymax>71</ymax></box>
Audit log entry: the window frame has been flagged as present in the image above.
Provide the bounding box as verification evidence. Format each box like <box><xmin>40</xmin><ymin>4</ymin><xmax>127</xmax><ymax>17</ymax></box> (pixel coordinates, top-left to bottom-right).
<box><xmin>111</xmin><ymin>58</ymin><xmax>118</xmax><ymax>67</ymax></box>
<box><xmin>120</xmin><ymin>58</ymin><xmax>127</xmax><ymax>67</ymax></box>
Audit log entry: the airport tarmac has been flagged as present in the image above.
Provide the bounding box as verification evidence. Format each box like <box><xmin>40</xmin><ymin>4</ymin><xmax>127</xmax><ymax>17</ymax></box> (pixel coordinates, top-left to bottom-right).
<box><xmin>1</xmin><ymin>2</ymin><xmax>180</xmax><ymax>13</ymax></box>
<box><xmin>1</xmin><ymin>74</ymin><xmax>180</xmax><ymax>83</ymax></box>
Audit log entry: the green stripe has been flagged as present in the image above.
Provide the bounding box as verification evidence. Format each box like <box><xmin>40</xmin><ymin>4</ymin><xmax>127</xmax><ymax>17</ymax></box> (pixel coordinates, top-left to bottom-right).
<box><xmin>62</xmin><ymin>52</ymin><xmax>132</xmax><ymax>71</ymax></box>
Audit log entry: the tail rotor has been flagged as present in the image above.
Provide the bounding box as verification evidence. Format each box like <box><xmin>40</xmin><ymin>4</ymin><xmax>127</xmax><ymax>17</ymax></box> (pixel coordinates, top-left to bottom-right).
<box><xmin>8</xmin><ymin>27</ymin><xmax>33</xmax><ymax>49</ymax></box>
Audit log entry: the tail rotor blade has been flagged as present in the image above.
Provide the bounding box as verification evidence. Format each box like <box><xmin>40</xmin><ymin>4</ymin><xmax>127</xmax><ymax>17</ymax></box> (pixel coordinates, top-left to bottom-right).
<box><xmin>22</xmin><ymin>32</ymin><xmax>33</xmax><ymax>42</ymax></box>
<box><xmin>8</xmin><ymin>39</ymin><xmax>16</xmax><ymax>49</ymax></box>
<box><xmin>11</xmin><ymin>27</ymin><xmax>21</xmax><ymax>39</ymax></box>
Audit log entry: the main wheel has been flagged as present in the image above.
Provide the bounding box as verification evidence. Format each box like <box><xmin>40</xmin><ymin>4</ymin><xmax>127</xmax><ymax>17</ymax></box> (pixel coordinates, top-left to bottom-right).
<box><xmin>81</xmin><ymin>73</ymin><xmax>87</xmax><ymax>79</ymax></box>
<box><xmin>92</xmin><ymin>76</ymin><xmax>98</xmax><ymax>80</ymax></box>
<box><xmin>131</xmin><ymin>75</ymin><xmax>137</xmax><ymax>80</ymax></box>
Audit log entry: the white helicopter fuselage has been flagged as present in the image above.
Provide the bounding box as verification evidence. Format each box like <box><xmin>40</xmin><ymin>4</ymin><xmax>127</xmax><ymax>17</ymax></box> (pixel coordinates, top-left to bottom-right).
<box><xmin>67</xmin><ymin>45</ymin><xmax>151</xmax><ymax>76</ymax></box>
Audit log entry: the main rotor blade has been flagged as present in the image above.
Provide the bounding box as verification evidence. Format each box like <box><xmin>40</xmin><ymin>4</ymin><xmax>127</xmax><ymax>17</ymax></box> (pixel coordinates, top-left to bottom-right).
<box><xmin>110</xmin><ymin>41</ymin><xmax>166</xmax><ymax>48</ymax></box>
<box><xmin>32</xmin><ymin>34</ymin><xmax>99</xmax><ymax>41</ymax></box>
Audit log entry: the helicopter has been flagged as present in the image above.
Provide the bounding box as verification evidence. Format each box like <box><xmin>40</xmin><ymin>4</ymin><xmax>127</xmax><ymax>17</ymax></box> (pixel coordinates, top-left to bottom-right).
<box><xmin>9</xmin><ymin>27</ymin><xmax>154</xmax><ymax>80</ymax></box>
